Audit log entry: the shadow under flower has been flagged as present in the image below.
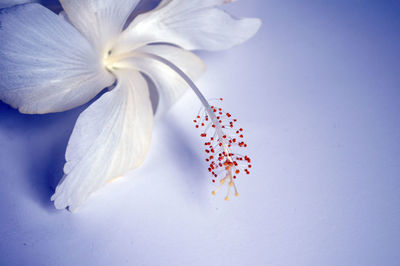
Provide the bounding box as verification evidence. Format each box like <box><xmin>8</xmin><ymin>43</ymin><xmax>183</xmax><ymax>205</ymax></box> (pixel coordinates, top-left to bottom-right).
<box><xmin>160</xmin><ymin>114</ymin><xmax>209</xmax><ymax>203</ymax></box>
<box><xmin>0</xmin><ymin>92</ymin><xmax>106</xmax><ymax>210</ymax></box>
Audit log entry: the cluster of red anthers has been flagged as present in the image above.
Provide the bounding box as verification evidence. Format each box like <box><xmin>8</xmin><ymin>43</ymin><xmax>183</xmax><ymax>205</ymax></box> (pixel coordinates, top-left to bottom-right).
<box><xmin>193</xmin><ymin>98</ymin><xmax>252</xmax><ymax>200</ymax></box>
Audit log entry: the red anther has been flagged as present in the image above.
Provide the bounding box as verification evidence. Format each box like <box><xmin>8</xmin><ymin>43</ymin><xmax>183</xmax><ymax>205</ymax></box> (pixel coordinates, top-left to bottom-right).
<box><xmin>193</xmin><ymin>101</ymin><xmax>252</xmax><ymax>184</ymax></box>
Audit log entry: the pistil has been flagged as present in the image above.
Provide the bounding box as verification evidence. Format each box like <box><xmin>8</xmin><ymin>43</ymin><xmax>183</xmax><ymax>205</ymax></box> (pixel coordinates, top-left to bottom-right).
<box><xmin>111</xmin><ymin>51</ymin><xmax>251</xmax><ymax>199</ymax></box>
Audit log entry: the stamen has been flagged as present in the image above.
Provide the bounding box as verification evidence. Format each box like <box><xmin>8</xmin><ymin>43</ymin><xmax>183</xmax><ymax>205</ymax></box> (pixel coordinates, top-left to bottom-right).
<box><xmin>121</xmin><ymin>52</ymin><xmax>252</xmax><ymax>200</ymax></box>
<box><xmin>192</xmin><ymin>98</ymin><xmax>252</xmax><ymax>199</ymax></box>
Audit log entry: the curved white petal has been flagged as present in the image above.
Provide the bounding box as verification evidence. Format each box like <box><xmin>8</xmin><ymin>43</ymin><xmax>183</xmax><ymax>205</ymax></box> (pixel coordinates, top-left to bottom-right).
<box><xmin>115</xmin><ymin>45</ymin><xmax>205</xmax><ymax>116</ymax></box>
<box><xmin>113</xmin><ymin>0</ymin><xmax>261</xmax><ymax>53</ymax></box>
<box><xmin>0</xmin><ymin>4</ymin><xmax>114</xmax><ymax>114</ymax></box>
<box><xmin>60</xmin><ymin>0</ymin><xmax>140</xmax><ymax>54</ymax></box>
<box><xmin>51</xmin><ymin>70</ymin><xmax>153</xmax><ymax>211</ymax></box>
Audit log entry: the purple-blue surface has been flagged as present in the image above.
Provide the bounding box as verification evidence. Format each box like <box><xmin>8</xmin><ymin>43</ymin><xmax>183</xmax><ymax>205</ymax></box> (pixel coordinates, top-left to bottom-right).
<box><xmin>1</xmin><ymin>1</ymin><xmax>400</xmax><ymax>265</ymax></box>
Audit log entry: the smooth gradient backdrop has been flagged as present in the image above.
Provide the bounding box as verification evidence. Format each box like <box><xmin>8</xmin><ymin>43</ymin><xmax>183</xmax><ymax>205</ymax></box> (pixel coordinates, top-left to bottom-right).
<box><xmin>1</xmin><ymin>0</ymin><xmax>399</xmax><ymax>265</ymax></box>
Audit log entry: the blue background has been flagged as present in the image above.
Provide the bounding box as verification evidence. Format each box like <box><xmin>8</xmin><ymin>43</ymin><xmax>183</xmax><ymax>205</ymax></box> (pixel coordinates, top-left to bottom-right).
<box><xmin>1</xmin><ymin>0</ymin><xmax>400</xmax><ymax>265</ymax></box>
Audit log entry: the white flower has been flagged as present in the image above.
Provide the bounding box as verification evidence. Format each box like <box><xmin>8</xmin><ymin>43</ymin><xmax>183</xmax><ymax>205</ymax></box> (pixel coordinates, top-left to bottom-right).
<box><xmin>0</xmin><ymin>0</ymin><xmax>261</xmax><ymax>211</ymax></box>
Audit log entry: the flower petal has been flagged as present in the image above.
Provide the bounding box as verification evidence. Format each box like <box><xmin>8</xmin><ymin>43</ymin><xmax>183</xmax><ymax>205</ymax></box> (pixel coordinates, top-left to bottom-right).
<box><xmin>51</xmin><ymin>70</ymin><xmax>153</xmax><ymax>211</ymax></box>
<box><xmin>60</xmin><ymin>0</ymin><xmax>141</xmax><ymax>54</ymax></box>
<box><xmin>0</xmin><ymin>4</ymin><xmax>114</xmax><ymax>114</ymax></box>
<box><xmin>116</xmin><ymin>45</ymin><xmax>205</xmax><ymax>116</ymax></box>
<box><xmin>113</xmin><ymin>0</ymin><xmax>261</xmax><ymax>53</ymax></box>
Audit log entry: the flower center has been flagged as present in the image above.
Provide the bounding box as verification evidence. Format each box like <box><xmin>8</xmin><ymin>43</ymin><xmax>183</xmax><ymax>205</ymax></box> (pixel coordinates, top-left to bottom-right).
<box><xmin>103</xmin><ymin>50</ymin><xmax>116</xmax><ymax>72</ymax></box>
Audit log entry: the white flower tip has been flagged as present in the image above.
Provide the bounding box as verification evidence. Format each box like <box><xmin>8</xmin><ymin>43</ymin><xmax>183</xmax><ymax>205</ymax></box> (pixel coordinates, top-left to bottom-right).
<box><xmin>51</xmin><ymin>192</ymin><xmax>80</xmax><ymax>212</ymax></box>
<box><xmin>242</xmin><ymin>17</ymin><xmax>262</xmax><ymax>40</ymax></box>
<box><xmin>51</xmin><ymin>192</ymin><xmax>66</xmax><ymax>210</ymax></box>
<box><xmin>51</xmin><ymin>185</ymin><xmax>77</xmax><ymax>211</ymax></box>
